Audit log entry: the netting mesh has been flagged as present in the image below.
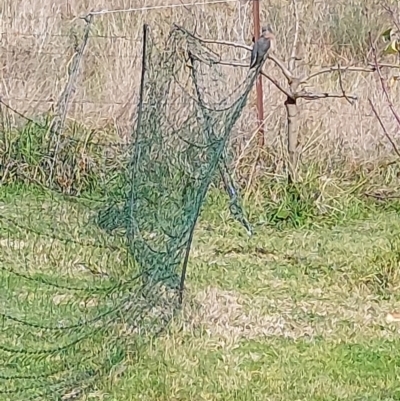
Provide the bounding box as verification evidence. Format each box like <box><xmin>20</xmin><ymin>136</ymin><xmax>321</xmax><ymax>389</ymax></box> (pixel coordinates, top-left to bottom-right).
<box><xmin>0</xmin><ymin>24</ymin><xmax>260</xmax><ymax>400</ymax></box>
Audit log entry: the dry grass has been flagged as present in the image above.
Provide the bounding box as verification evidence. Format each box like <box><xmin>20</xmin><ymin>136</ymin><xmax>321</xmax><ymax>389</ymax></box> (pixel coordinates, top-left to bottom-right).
<box><xmin>2</xmin><ymin>0</ymin><xmax>400</xmax><ymax>169</ymax></box>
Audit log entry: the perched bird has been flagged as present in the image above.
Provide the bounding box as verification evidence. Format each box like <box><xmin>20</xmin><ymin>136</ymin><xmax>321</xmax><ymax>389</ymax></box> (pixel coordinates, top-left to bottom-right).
<box><xmin>249</xmin><ymin>25</ymin><xmax>275</xmax><ymax>70</ymax></box>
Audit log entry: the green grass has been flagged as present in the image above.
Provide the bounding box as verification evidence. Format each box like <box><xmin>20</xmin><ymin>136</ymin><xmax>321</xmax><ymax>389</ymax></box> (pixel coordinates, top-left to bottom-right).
<box><xmin>2</xmin><ymin>183</ymin><xmax>400</xmax><ymax>400</ymax></box>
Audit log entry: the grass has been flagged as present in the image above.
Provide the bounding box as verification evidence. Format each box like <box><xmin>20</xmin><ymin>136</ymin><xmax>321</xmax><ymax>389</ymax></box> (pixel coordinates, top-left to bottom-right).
<box><xmin>2</xmin><ymin>182</ymin><xmax>400</xmax><ymax>400</ymax></box>
<box><xmin>107</xmin><ymin>338</ymin><xmax>400</xmax><ymax>400</ymax></box>
<box><xmin>0</xmin><ymin>118</ymin><xmax>126</xmax><ymax>194</ymax></box>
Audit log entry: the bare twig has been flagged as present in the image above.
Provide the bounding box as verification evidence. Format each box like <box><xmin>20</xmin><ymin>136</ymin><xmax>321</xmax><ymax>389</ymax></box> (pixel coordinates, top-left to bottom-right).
<box><xmin>261</xmin><ymin>72</ymin><xmax>293</xmax><ymax>98</ymax></box>
<box><xmin>173</xmin><ymin>24</ymin><xmax>294</xmax><ymax>81</ymax></box>
<box><xmin>369</xmin><ymin>32</ymin><xmax>400</xmax><ymax>127</ymax></box>
<box><xmin>368</xmin><ymin>62</ymin><xmax>400</xmax><ymax>69</ymax></box>
<box><xmin>382</xmin><ymin>3</ymin><xmax>400</xmax><ymax>34</ymax></box>
<box><xmin>368</xmin><ymin>98</ymin><xmax>400</xmax><ymax>158</ymax></box>
<box><xmin>174</xmin><ymin>24</ymin><xmax>295</xmax><ymax>98</ymax></box>
<box><xmin>0</xmin><ymin>98</ymin><xmax>47</xmax><ymax>129</ymax></box>
<box><xmin>301</xmin><ymin>65</ymin><xmax>377</xmax><ymax>83</ymax></box>
<box><xmin>206</xmin><ymin>59</ymin><xmax>247</xmax><ymax>68</ymax></box>
<box><xmin>288</xmin><ymin>0</ymin><xmax>300</xmax><ymax>71</ymax></box>
<box><xmin>368</xmin><ymin>29</ymin><xmax>400</xmax><ymax>159</ymax></box>
<box><xmin>173</xmin><ymin>23</ymin><xmax>251</xmax><ymax>51</ymax></box>
<box><xmin>296</xmin><ymin>91</ymin><xmax>357</xmax><ymax>101</ymax></box>
<box><xmin>337</xmin><ymin>65</ymin><xmax>354</xmax><ymax>105</ymax></box>
<box><xmin>185</xmin><ymin>55</ymin><xmax>294</xmax><ymax>98</ymax></box>
<box><xmin>269</xmin><ymin>55</ymin><xmax>294</xmax><ymax>81</ymax></box>
<box><xmin>301</xmin><ymin>63</ymin><xmax>400</xmax><ymax>84</ymax></box>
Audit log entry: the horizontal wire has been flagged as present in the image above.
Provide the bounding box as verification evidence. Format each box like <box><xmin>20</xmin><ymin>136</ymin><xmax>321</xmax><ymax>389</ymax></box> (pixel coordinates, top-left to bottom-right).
<box><xmin>0</xmin><ymin>33</ymin><xmax>362</xmax><ymax>48</ymax></box>
<box><xmin>1</xmin><ymin>32</ymin><xmax>140</xmax><ymax>41</ymax></box>
<box><xmin>0</xmin><ymin>97</ymin><xmax>126</xmax><ymax>106</ymax></box>
<box><xmin>1</xmin><ymin>49</ymin><xmax>140</xmax><ymax>59</ymax></box>
<box><xmin>85</xmin><ymin>0</ymin><xmax>238</xmax><ymax>16</ymax></box>
<box><xmin>1</xmin><ymin>96</ymin><xmax>396</xmax><ymax>120</ymax></box>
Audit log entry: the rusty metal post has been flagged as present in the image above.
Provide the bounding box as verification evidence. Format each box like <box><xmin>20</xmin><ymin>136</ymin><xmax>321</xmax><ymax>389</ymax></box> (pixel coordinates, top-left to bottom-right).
<box><xmin>252</xmin><ymin>0</ymin><xmax>265</xmax><ymax>147</ymax></box>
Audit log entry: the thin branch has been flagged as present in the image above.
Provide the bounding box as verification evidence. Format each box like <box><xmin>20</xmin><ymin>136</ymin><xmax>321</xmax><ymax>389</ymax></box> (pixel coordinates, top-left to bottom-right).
<box><xmin>301</xmin><ymin>63</ymin><xmax>400</xmax><ymax>84</ymax></box>
<box><xmin>0</xmin><ymin>98</ymin><xmax>47</xmax><ymax>129</ymax></box>
<box><xmin>382</xmin><ymin>3</ymin><xmax>400</xmax><ymax>34</ymax></box>
<box><xmin>296</xmin><ymin>91</ymin><xmax>357</xmax><ymax>101</ymax></box>
<box><xmin>367</xmin><ymin>62</ymin><xmax>400</xmax><ymax>69</ymax></box>
<box><xmin>369</xmin><ymin>98</ymin><xmax>400</xmax><ymax>158</ymax></box>
<box><xmin>337</xmin><ymin>65</ymin><xmax>354</xmax><ymax>105</ymax></box>
<box><xmin>288</xmin><ymin>0</ymin><xmax>300</xmax><ymax>71</ymax></box>
<box><xmin>173</xmin><ymin>23</ymin><xmax>294</xmax><ymax>81</ymax></box>
<box><xmin>301</xmin><ymin>65</ymin><xmax>376</xmax><ymax>83</ymax></box>
<box><xmin>269</xmin><ymin>54</ymin><xmax>294</xmax><ymax>82</ymax></box>
<box><xmin>173</xmin><ymin>23</ymin><xmax>251</xmax><ymax>51</ymax></box>
<box><xmin>261</xmin><ymin>72</ymin><xmax>294</xmax><ymax>98</ymax></box>
<box><xmin>183</xmin><ymin>53</ymin><xmax>294</xmax><ymax>98</ymax></box>
<box><xmin>200</xmin><ymin>58</ymin><xmax>246</xmax><ymax>68</ymax></box>
<box><xmin>369</xmin><ymin>32</ymin><xmax>400</xmax><ymax>128</ymax></box>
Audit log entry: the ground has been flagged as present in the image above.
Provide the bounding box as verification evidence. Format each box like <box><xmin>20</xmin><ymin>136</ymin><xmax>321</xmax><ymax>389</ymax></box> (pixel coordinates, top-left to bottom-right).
<box><xmin>1</xmin><ymin>185</ymin><xmax>400</xmax><ymax>400</ymax></box>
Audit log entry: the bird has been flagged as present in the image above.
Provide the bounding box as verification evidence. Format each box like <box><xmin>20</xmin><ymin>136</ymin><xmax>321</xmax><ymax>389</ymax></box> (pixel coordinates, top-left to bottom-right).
<box><xmin>249</xmin><ymin>25</ymin><xmax>275</xmax><ymax>70</ymax></box>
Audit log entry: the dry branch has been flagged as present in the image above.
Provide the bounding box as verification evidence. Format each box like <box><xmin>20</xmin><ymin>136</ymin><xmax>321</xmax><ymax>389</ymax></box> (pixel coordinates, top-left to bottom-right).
<box><xmin>173</xmin><ymin>24</ymin><xmax>388</xmax><ymax>182</ymax></box>
<box><xmin>337</xmin><ymin>66</ymin><xmax>355</xmax><ymax>105</ymax></box>
<box><xmin>212</xmin><ymin>57</ymin><xmax>293</xmax><ymax>97</ymax></box>
<box><xmin>173</xmin><ymin>24</ymin><xmax>294</xmax><ymax>82</ymax></box>
<box><xmin>296</xmin><ymin>91</ymin><xmax>357</xmax><ymax>101</ymax></box>
<box><xmin>288</xmin><ymin>0</ymin><xmax>300</xmax><ymax>72</ymax></box>
<box><xmin>369</xmin><ymin>98</ymin><xmax>400</xmax><ymax>158</ymax></box>
<box><xmin>301</xmin><ymin>65</ymin><xmax>377</xmax><ymax>83</ymax></box>
<box><xmin>261</xmin><ymin>72</ymin><xmax>293</xmax><ymax>98</ymax></box>
<box><xmin>370</xmin><ymin>33</ymin><xmax>400</xmax><ymax>127</ymax></box>
<box><xmin>368</xmin><ymin>31</ymin><xmax>400</xmax><ymax>159</ymax></box>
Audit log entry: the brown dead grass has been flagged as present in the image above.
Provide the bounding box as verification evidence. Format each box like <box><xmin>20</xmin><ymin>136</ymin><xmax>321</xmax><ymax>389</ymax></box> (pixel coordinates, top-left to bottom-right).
<box><xmin>183</xmin><ymin>284</ymin><xmax>400</xmax><ymax>343</ymax></box>
<box><xmin>1</xmin><ymin>0</ymin><xmax>400</xmax><ymax>164</ymax></box>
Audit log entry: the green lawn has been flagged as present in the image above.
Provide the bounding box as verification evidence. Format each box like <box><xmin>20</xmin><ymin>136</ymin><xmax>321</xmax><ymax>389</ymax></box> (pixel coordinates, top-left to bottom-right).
<box><xmin>1</xmin><ymin>185</ymin><xmax>400</xmax><ymax>400</ymax></box>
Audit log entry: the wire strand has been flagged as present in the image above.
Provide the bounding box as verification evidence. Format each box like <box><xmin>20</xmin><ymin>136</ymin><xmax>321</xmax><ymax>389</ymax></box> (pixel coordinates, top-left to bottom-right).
<box><xmin>85</xmin><ymin>0</ymin><xmax>238</xmax><ymax>17</ymax></box>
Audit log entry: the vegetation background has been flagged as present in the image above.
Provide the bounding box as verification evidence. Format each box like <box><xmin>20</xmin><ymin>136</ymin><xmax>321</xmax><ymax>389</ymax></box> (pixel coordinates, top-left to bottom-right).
<box><xmin>2</xmin><ymin>1</ymin><xmax>400</xmax><ymax>400</ymax></box>
<box><xmin>2</xmin><ymin>0</ymin><xmax>399</xmax><ymax>169</ymax></box>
